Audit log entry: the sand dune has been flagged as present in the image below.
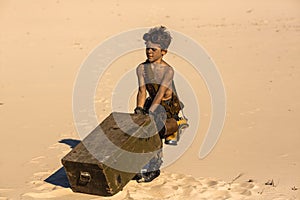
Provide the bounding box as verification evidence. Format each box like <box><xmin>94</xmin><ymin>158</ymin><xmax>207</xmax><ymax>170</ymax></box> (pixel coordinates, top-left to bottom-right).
<box><xmin>1</xmin><ymin>0</ymin><xmax>299</xmax><ymax>199</ymax></box>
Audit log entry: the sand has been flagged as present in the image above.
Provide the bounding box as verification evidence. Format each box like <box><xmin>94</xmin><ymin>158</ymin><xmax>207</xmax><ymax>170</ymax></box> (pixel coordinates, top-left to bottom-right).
<box><xmin>0</xmin><ymin>0</ymin><xmax>299</xmax><ymax>199</ymax></box>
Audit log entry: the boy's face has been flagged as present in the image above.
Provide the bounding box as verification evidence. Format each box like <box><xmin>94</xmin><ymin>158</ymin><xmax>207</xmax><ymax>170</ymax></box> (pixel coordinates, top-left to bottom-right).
<box><xmin>145</xmin><ymin>41</ymin><xmax>167</xmax><ymax>63</ymax></box>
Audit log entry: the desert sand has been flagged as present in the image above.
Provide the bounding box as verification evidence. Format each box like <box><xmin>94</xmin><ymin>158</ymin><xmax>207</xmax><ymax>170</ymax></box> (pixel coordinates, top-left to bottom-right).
<box><xmin>0</xmin><ymin>0</ymin><xmax>300</xmax><ymax>199</ymax></box>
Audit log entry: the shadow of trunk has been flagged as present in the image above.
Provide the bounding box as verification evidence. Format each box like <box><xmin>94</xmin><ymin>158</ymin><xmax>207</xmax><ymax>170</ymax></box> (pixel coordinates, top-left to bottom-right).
<box><xmin>44</xmin><ymin>139</ymin><xmax>81</xmax><ymax>188</ymax></box>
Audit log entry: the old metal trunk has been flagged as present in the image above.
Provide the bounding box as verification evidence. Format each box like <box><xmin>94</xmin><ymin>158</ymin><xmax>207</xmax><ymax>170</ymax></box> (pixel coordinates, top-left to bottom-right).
<box><xmin>62</xmin><ymin>112</ymin><xmax>161</xmax><ymax>196</ymax></box>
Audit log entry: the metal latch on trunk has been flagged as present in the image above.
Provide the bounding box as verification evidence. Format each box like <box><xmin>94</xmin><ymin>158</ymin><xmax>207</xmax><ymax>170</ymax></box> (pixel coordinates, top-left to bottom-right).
<box><xmin>78</xmin><ymin>171</ymin><xmax>91</xmax><ymax>185</ymax></box>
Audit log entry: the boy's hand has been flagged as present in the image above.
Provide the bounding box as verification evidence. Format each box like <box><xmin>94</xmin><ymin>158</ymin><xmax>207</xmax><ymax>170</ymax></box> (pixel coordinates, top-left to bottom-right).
<box><xmin>134</xmin><ymin>106</ymin><xmax>146</xmax><ymax>114</ymax></box>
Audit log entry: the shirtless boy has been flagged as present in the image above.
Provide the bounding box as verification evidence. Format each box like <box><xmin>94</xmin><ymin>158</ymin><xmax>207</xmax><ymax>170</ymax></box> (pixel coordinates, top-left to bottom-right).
<box><xmin>134</xmin><ymin>26</ymin><xmax>182</xmax><ymax>182</ymax></box>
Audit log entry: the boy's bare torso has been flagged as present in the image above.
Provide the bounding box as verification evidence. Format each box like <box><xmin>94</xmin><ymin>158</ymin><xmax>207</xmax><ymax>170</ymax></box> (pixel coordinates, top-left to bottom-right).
<box><xmin>141</xmin><ymin>61</ymin><xmax>174</xmax><ymax>101</ymax></box>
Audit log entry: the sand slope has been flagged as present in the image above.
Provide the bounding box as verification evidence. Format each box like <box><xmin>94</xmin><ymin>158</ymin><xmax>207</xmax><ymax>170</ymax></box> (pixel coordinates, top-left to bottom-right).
<box><xmin>0</xmin><ymin>0</ymin><xmax>299</xmax><ymax>199</ymax></box>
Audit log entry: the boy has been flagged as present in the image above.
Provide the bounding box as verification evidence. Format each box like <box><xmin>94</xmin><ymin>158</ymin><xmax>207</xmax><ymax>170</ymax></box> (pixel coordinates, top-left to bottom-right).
<box><xmin>134</xmin><ymin>26</ymin><xmax>184</xmax><ymax>182</ymax></box>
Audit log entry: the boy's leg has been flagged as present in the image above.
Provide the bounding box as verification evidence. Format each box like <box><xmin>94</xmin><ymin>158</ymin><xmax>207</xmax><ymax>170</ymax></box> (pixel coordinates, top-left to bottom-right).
<box><xmin>137</xmin><ymin>145</ymin><xmax>163</xmax><ymax>183</ymax></box>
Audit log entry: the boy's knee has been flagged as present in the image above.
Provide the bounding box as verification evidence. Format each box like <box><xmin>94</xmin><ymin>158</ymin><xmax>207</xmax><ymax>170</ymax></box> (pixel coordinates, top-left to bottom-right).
<box><xmin>164</xmin><ymin>118</ymin><xmax>178</xmax><ymax>137</ymax></box>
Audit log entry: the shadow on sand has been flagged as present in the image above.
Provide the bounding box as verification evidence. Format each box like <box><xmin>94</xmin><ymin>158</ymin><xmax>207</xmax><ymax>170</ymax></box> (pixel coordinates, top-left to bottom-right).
<box><xmin>44</xmin><ymin>139</ymin><xmax>81</xmax><ymax>188</ymax></box>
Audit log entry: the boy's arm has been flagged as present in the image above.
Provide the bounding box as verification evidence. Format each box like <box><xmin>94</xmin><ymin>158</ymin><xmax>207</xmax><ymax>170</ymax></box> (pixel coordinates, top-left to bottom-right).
<box><xmin>149</xmin><ymin>67</ymin><xmax>174</xmax><ymax>113</ymax></box>
<box><xmin>136</xmin><ymin>64</ymin><xmax>147</xmax><ymax>109</ymax></box>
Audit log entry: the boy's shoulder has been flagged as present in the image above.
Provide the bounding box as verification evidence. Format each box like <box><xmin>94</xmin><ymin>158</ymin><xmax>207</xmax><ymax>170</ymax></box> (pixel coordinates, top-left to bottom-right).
<box><xmin>162</xmin><ymin>61</ymin><xmax>173</xmax><ymax>69</ymax></box>
<box><xmin>136</xmin><ymin>61</ymin><xmax>174</xmax><ymax>76</ymax></box>
<box><xmin>138</xmin><ymin>61</ymin><xmax>148</xmax><ymax>67</ymax></box>
<box><xmin>136</xmin><ymin>62</ymin><xmax>146</xmax><ymax>72</ymax></box>
<box><xmin>160</xmin><ymin>61</ymin><xmax>174</xmax><ymax>74</ymax></box>
<box><xmin>137</xmin><ymin>61</ymin><xmax>173</xmax><ymax>68</ymax></box>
